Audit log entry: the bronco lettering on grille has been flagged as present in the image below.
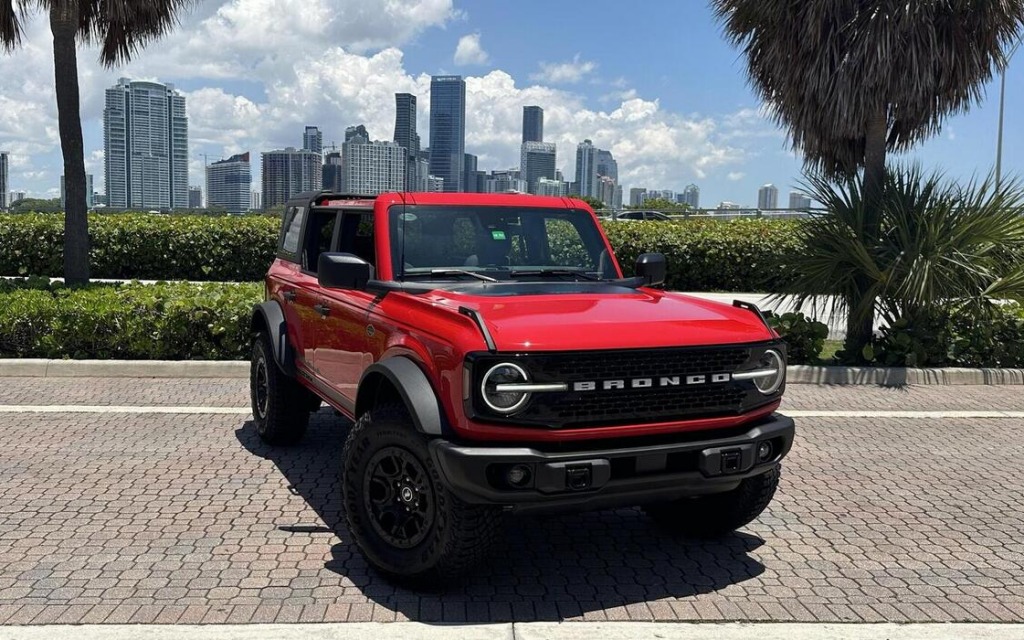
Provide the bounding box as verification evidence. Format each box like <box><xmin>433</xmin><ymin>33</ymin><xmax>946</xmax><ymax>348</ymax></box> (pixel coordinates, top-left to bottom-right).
<box><xmin>572</xmin><ymin>373</ymin><xmax>732</xmax><ymax>392</ymax></box>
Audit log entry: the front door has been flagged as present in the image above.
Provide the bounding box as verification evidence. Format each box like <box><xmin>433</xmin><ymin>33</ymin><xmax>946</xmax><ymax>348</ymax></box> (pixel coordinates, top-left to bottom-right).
<box><xmin>314</xmin><ymin>211</ymin><xmax>380</xmax><ymax>412</ymax></box>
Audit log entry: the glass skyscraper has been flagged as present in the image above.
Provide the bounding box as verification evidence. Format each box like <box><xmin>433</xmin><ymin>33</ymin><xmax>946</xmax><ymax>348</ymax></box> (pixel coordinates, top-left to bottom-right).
<box><xmin>522</xmin><ymin>106</ymin><xmax>543</xmax><ymax>144</ymax></box>
<box><xmin>428</xmin><ymin>75</ymin><xmax>466</xmax><ymax>192</ymax></box>
<box><xmin>104</xmin><ymin>78</ymin><xmax>188</xmax><ymax>210</ymax></box>
<box><xmin>206</xmin><ymin>152</ymin><xmax>252</xmax><ymax>214</ymax></box>
<box><xmin>394</xmin><ymin>93</ymin><xmax>420</xmax><ymax>192</ymax></box>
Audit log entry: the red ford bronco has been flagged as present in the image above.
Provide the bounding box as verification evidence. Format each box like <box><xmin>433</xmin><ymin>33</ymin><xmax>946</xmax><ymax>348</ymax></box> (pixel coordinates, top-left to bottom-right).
<box><xmin>250</xmin><ymin>191</ymin><xmax>795</xmax><ymax>582</ymax></box>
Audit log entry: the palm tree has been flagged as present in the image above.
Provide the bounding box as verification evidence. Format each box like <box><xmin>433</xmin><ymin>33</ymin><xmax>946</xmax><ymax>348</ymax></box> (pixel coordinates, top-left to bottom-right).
<box><xmin>1</xmin><ymin>0</ymin><xmax>193</xmax><ymax>284</ymax></box>
<box><xmin>711</xmin><ymin>0</ymin><xmax>1024</xmax><ymax>356</ymax></box>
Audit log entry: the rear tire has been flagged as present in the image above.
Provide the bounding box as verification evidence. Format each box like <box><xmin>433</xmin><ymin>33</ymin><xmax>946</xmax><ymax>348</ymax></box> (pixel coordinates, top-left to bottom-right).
<box><xmin>250</xmin><ymin>332</ymin><xmax>312</xmax><ymax>446</ymax></box>
<box><xmin>645</xmin><ymin>465</ymin><xmax>781</xmax><ymax>537</ymax></box>
<box><xmin>341</xmin><ymin>404</ymin><xmax>500</xmax><ymax>584</ymax></box>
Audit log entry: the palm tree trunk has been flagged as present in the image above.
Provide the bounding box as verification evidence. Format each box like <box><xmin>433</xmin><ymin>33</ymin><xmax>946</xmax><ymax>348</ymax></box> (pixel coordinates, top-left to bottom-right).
<box><xmin>845</xmin><ymin>105</ymin><xmax>887</xmax><ymax>360</ymax></box>
<box><xmin>50</xmin><ymin>3</ymin><xmax>90</xmax><ymax>284</ymax></box>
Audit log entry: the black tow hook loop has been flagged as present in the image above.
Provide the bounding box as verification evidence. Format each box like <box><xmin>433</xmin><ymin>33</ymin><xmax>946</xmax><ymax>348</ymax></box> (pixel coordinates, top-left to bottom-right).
<box><xmin>566</xmin><ymin>465</ymin><xmax>593</xmax><ymax>490</ymax></box>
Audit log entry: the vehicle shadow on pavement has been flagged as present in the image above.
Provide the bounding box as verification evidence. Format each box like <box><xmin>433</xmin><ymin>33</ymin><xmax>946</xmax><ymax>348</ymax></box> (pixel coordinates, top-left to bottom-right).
<box><xmin>236</xmin><ymin>410</ymin><xmax>767</xmax><ymax>622</ymax></box>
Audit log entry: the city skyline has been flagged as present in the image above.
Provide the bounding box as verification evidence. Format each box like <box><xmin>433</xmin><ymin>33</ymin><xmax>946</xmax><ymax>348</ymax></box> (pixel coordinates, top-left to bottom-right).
<box><xmin>0</xmin><ymin>1</ymin><xmax>1019</xmax><ymax>207</ymax></box>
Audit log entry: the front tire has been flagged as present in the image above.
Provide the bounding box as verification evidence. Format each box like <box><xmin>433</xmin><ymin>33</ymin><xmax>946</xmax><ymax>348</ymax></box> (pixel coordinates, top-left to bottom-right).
<box><xmin>645</xmin><ymin>465</ymin><xmax>781</xmax><ymax>537</ymax></box>
<box><xmin>250</xmin><ymin>332</ymin><xmax>312</xmax><ymax>446</ymax></box>
<box><xmin>341</xmin><ymin>404</ymin><xmax>500</xmax><ymax>583</ymax></box>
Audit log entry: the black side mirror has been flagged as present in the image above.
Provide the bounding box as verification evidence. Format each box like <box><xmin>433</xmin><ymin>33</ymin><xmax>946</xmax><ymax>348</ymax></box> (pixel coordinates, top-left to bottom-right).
<box><xmin>318</xmin><ymin>252</ymin><xmax>371</xmax><ymax>290</ymax></box>
<box><xmin>635</xmin><ymin>252</ymin><xmax>667</xmax><ymax>287</ymax></box>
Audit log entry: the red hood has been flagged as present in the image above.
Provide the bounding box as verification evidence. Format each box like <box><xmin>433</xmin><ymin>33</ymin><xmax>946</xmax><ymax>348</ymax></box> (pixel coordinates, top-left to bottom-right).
<box><xmin>428</xmin><ymin>288</ymin><xmax>774</xmax><ymax>351</ymax></box>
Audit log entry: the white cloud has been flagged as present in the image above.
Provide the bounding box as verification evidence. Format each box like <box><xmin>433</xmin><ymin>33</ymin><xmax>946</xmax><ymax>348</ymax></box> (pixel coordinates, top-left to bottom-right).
<box><xmin>728</xmin><ymin>172</ymin><xmax>746</xmax><ymax>181</ymax></box>
<box><xmin>530</xmin><ymin>54</ymin><xmax>597</xmax><ymax>84</ymax></box>
<box><xmin>0</xmin><ymin>0</ymin><xmax>759</xmax><ymax>197</ymax></box>
<box><xmin>453</xmin><ymin>33</ymin><xmax>489</xmax><ymax>66</ymax></box>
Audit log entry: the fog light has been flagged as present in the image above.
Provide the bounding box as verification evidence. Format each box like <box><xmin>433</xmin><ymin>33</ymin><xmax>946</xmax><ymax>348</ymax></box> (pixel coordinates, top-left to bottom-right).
<box><xmin>506</xmin><ymin>464</ymin><xmax>531</xmax><ymax>487</ymax></box>
<box><xmin>757</xmin><ymin>441</ymin><xmax>773</xmax><ymax>461</ymax></box>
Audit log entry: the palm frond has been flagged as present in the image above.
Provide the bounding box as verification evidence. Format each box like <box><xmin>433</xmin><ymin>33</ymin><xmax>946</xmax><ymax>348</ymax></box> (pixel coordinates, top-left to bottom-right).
<box><xmin>77</xmin><ymin>0</ymin><xmax>196</xmax><ymax>66</ymax></box>
<box><xmin>710</xmin><ymin>0</ymin><xmax>1024</xmax><ymax>176</ymax></box>
<box><xmin>0</xmin><ymin>0</ymin><xmax>34</xmax><ymax>49</ymax></box>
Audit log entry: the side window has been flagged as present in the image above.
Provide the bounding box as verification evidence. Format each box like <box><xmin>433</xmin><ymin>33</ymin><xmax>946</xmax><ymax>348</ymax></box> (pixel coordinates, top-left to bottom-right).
<box><xmin>301</xmin><ymin>210</ymin><xmax>339</xmax><ymax>273</ymax></box>
<box><xmin>280</xmin><ymin>206</ymin><xmax>306</xmax><ymax>256</ymax></box>
<box><xmin>338</xmin><ymin>212</ymin><xmax>376</xmax><ymax>267</ymax></box>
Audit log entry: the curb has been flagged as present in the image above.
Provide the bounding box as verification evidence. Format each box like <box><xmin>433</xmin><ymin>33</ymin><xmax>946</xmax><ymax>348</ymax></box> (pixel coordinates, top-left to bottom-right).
<box><xmin>1</xmin><ymin>622</ymin><xmax>1022</xmax><ymax>640</ymax></box>
<box><xmin>787</xmin><ymin>365</ymin><xmax>1024</xmax><ymax>385</ymax></box>
<box><xmin>2</xmin><ymin>359</ymin><xmax>1024</xmax><ymax>385</ymax></box>
<box><xmin>0</xmin><ymin>359</ymin><xmax>248</xmax><ymax>378</ymax></box>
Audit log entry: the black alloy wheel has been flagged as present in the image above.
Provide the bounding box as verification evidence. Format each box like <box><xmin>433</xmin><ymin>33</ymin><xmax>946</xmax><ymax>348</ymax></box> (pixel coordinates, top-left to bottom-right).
<box><xmin>363</xmin><ymin>446</ymin><xmax>436</xmax><ymax>549</ymax></box>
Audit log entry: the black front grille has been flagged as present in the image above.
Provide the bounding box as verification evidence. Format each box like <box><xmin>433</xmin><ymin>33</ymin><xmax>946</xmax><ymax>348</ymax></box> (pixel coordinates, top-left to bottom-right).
<box><xmin>468</xmin><ymin>344</ymin><xmax>782</xmax><ymax>429</ymax></box>
<box><xmin>528</xmin><ymin>347</ymin><xmax>750</xmax><ymax>381</ymax></box>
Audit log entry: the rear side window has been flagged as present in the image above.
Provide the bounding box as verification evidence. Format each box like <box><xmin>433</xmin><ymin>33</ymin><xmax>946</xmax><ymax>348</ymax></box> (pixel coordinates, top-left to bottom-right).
<box><xmin>280</xmin><ymin>206</ymin><xmax>306</xmax><ymax>256</ymax></box>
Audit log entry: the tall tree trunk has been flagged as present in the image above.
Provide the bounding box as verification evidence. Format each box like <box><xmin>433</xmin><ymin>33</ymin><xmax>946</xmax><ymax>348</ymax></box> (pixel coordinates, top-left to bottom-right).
<box><xmin>50</xmin><ymin>3</ymin><xmax>90</xmax><ymax>284</ymax></box>
<box><xmin>845</xmin><ymin>105</ymin><xmax>887</xmax><ymax>360</ymax></box>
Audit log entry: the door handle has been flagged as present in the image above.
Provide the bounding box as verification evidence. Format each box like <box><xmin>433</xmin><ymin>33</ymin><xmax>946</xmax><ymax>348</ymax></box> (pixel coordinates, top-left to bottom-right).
<box><xmin>282</xmin><ymin>290</ymin><xmax>297</xmax><ymax>302</ymax></box>
<box><xmin>314</xmin><ymin>303</ymin><xmax>330</xmax><ymax>317</ymax></box>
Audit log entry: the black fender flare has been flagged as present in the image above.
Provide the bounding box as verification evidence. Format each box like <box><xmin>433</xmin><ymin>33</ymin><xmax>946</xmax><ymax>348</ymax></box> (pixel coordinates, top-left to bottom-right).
<box><xmin>357</xmin><ymin>358</ymin><xmax>446</xmax><ymax>435</ymax></box>
<box><xmin>250</xmin><ymin>301</ymin><xmax>296</xmax><ymax>376</ymax></box>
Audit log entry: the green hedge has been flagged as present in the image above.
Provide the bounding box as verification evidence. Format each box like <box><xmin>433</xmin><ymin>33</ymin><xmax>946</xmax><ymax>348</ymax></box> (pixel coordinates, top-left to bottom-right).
<box><xmin>602</xmin><ymin>219</ymin><xmax>803</xmax><ymax>292</ymax></box>
<box><xmin>0</xmin><ymin>213</ymin><xmax>278</xmax><ymax>282</ymax></box>
<box><xmin>0</xmin><ymin>280</ymin><xmax>260</xmax><ymax>360</ymax></box>
<box><xmin>1</xmin><ymin>213</ymin><xmax>801</xmax><ymax>292</ymax></box>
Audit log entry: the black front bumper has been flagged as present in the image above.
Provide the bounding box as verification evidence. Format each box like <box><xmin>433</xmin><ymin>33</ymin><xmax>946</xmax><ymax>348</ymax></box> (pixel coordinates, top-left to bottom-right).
<box><xmin>429</xmin><ymin>413</ymin><xmax>795</xmax><ymax>514</ymax></box>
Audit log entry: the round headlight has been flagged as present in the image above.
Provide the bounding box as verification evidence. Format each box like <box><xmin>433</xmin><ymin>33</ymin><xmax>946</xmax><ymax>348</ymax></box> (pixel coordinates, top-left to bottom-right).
<box><xmin>481</xmin><ymin>362</ymin><xmax>531</xmax><ymax>413</ymax></box>
<box><xmin>754</xmin><ymin>349</ymin><xmax>785</xmax><ymax>395</ymax></box>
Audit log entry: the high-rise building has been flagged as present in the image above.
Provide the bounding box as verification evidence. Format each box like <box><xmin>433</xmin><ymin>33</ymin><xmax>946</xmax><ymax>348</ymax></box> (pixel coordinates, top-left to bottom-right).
<box><xmin>303</xmin><ymin>126</ymin><xmax>323</xmax><ymax>155</ymax></box>
<box><xmin>681</xmin><ymin>184</ymin><xmax>700</xmax><ymax>208</ymax></box>
<box><xmin>463</xmin><ymin>153</ymin><xmax>479</xmax><ymax>193</ymax></box>
<box><xmin>535</xmin><ymin>177</ymin><xmax>566</xmax><ymax>197</ymax></box>
<box><xmin>322</xmin><ymin>151</ymin><xmax>344</xmax><ymax>192</ymax></box>
<box><xmin>574</xmin><ymin>140</ymin><xmax>598</xmax><ymax>198</ymax></box>
<box><xmin>789</xmin><ymin>190</ymin><xmax>812</xmax><ymax>210</ymax></box>
<box><xmin>189</xmin><ymin>186</ymin><xmax>203</xmax><ymax>208</ymax></box>
<box><xmin>104</xmin><ymin>77</ymin><xmax>188</xmax><ymax>210</ymax></box>
<box><xmin>520</xmin><ymin>141</ymin><xmax>556</xmax><ymax>194</ymax></box>
<box><xmin>8</xmin><ymin>191</ymin><xmax>26</xmax><ymax>205</ymax></box>
<box><xmin>522</xmin><ymin>106</ymin><xmax>543</xmax><ymax>143</ymax></box>
<box><xmin>206</xmin><ymin>152</ymin><xmax>252</xmax><ymax>214</ymax></box>
<box><xmin>595</xmin><ymin>149</ymin><xmax>618</xmax><ymax>183</ymax></box>
<box><xmin>415</xmin><ymin>157</ymin><xmax>430</xmax><ymax>191</ymax></box>
<box><xmin>250</xmin><ymin>191</ymin><xmax>261</xmax><ymax>211</ymax></box>
<box><xmin>341</xmin><ymin>133</ymin><xmax>405</xmax><ymax>195</ymax></box>
<box><xmin>426</xmin><ymin>175</ymin><xmax>444</xmax><ymax>192</ymax></box>
<box><xmin>394</xmin><ymin>93</ymin><xmax>421</xmax><ymax>192</ymax></box>
<box><xmin>60</xmin><ymin>174</ymin><xmax>94</xmax><ymax>209</ymax></box>
<box><xmin>629</xmin><ymin>187</ymin><xmax>647</xmax><ymax>207</ymax></box>
<box><xmin>261</xmin><ymin>147</ymin><xmax>322</xmax><ymax>209</ymax></box>
<box><xmin>346</xmin><ymin>124</ymin><xmax>370</xmax><ymax>143</ymax></box>
<box><xmin>758</xmin><ymin>183</ymin><xmax>779</xmax><ymax>209</ymax></box>
<box><xmin>0</xmin><ymin>151</ymin><xmax>8</xmax><ymax>210</ymax></box>
<box><xmin>428</xmin><ymin>75</ymin><xmax>466</xmax><ymax>192</ymax></box>
<box><xmin>484</xmin><ymin>170</ymin><xmax>528</xmax><ymax>194</ymax></box>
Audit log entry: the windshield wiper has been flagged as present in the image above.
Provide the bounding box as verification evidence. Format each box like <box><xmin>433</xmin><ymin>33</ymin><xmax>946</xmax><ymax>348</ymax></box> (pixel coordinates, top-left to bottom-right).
<box><xmin>507</xmin><ymin>268</ymin><xmax>602</xmax><ymax>281</ymax></box>
<box><xmin>421</xmin><ymin>269</ymin><xmax>498</xmax><ymax>282</ymax></box>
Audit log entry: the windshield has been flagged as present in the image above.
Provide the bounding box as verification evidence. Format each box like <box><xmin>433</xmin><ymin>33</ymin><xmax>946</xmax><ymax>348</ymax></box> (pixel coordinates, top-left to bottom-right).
<box><xmin>388</xmin><ymin>205</ymin><xmax>619</xmax><ymax>281</ymax></box>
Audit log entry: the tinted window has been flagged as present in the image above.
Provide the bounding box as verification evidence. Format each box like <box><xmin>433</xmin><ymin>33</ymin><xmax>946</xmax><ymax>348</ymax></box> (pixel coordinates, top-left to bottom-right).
<box><xmin>302</xmin><ymin>209</ymin><xmax>339</xmax><ymax>273</ymax></box>
<box><xmin>280</xmin><ymin>206</ymin><xmax>306</xmax><ymax>255</ymax></box>
<box><xmin>338</xmin><ymin>212</ymin><xmax>376</xmax><ymax>266</ymax></box>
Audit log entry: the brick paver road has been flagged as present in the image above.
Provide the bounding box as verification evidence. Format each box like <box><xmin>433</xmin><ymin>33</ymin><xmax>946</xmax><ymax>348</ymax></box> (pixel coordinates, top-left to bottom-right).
<box><xmin>0</xmin><ymin>377</ymin><xmax>1022</xmax><ymax>625</ymax></box>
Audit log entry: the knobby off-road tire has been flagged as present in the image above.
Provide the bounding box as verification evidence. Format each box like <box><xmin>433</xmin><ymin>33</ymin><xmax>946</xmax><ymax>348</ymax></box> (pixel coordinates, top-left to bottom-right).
<box><xmin>250</xmin><ymin>332</ymin><xmax>314</xmax><ymax>446</ymax></box>
<box><xmin>342</xmin><ymin>404</ymin><xmax>501</xmax><ymax>584</ymax></box>
<box><xmin>645</xmin><ymin>465</ymin><xmax>781</xmax><ymax>538</ymax></box>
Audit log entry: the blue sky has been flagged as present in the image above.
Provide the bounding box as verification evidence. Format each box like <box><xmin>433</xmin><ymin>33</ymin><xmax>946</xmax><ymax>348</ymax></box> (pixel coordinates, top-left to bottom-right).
<box><xmin>0</xmin><ymin>0</ymin><xmax>1021</xmax><ymax>208</ymax></box>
